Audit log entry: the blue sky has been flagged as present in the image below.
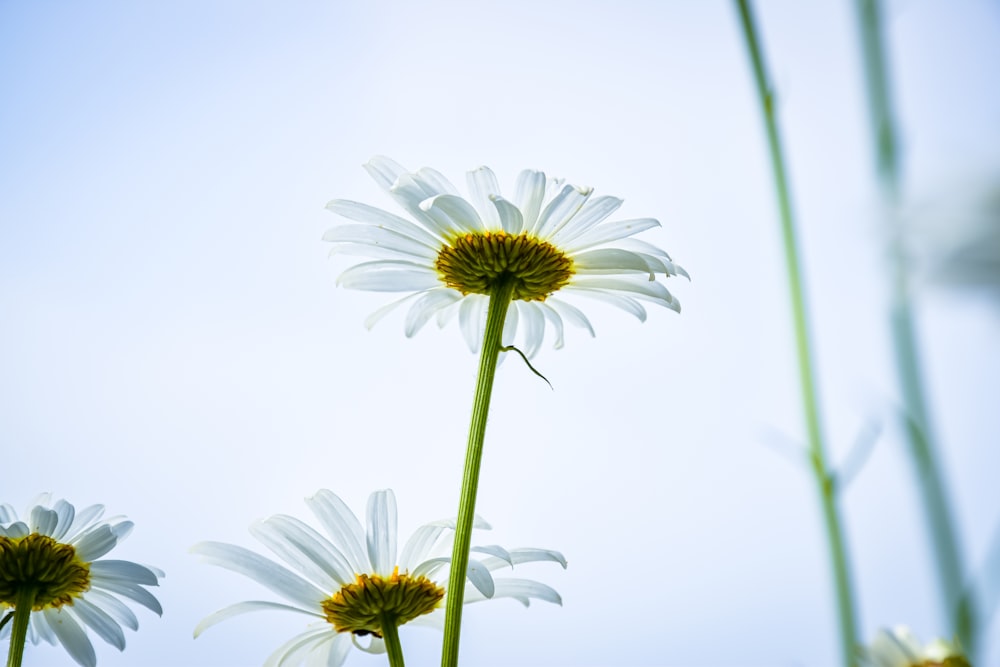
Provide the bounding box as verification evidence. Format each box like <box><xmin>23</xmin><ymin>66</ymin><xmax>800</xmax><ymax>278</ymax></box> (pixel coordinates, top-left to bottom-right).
<box><xmin>1</xmin><ymin>1</ymin><xmax>999</xmax><ymax>665</ymax></box>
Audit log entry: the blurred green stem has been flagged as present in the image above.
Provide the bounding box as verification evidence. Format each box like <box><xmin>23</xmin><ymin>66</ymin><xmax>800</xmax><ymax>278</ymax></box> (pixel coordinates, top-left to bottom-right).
<box><xmin>852</xmin><ymin>0</ymin><xmax>975</xmax><ymax>652</ymax></box>
<box><xmin>735</xmin><ymin>2</ymin><xmax>860</xmax><ymax>665</ymax></box>
<box><xmin>441</xmin><ymin>278</ymin><xmax>515</xmax><ymax>667</ymax></box>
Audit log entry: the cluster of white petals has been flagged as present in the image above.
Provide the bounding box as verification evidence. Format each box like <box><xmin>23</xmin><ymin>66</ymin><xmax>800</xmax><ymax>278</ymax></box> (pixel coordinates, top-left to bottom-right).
<box><xmin>325</xmin><ymin>156</ymin><xmax>686</xmax><ymax>356</ymax></box>
<box><xmin>193</xmin><ymin>489</ymin><xmax>565</xmax><ymax>667</ymax></box>
<box><xmin>0</xmin><ymin>495</ymin><xmax>162</xmax><ymax>667</ymax></box>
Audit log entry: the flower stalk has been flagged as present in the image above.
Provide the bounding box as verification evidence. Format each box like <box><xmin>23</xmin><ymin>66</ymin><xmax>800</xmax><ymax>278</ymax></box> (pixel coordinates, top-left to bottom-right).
<box><xmin>852</xmin><ymin>0</ymin><xmax>975</xmax><ymax>652</ymax></box>
<box><xmin>5</xmin><ymin>586</ymin><xmax>35</xmax><ymax>667</ymax></box>
<box><xmin>734</xmin><ymin>1</ymin><xmax>860</xmax><ymax>665</ymax></box>
<box><xmin>379</xmin><ymin>614</ymin><xmax>406</xmax><ymax>667</ymax></box>
<box><xmin>441</xmin><ymin>277</ymin><xmax>516</xmax><ymax>667</ymax></box>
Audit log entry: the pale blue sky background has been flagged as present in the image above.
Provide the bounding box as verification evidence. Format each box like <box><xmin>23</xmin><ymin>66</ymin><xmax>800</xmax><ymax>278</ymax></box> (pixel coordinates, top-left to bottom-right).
<box><xmin>1</xmin><ymin>1</ymin><xmax>999</xmax><ymax>665</ymax></box>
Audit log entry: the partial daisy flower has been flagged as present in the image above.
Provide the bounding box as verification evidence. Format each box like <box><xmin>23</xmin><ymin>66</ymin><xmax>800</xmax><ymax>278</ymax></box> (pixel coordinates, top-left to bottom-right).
<box><xmin>325</xmin><ymin>156</ymin><xmax>687</xmax><ymax>356</ymax></box>
<box><xmin>193</xmin><ymin>489</ymin><xmax>565</xmax><ymax>667</ymax></box>
<box><xmin>862</xmin><ymin>626</ymin><xmax>970</xmax><ymax>667</ymax></box>
<box><xmin>0</xmin><ymin>494</ymin><xmax>163</xmax><ymax>667</ymax></box>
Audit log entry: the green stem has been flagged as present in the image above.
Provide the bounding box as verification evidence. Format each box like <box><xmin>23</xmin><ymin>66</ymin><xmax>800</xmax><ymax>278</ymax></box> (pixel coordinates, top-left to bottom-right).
<box><xmin>853</xmin><ymin>0</ymin><xmax>975</xmax><ymax>652</ymax></box>
<box><xmin>379</xmin><ymin>615</ymin><xmax>405</xmax><ymax>667</ymax></box>
<box><xmin>441</xmin><ymin>278</ymin><xmax>516</xmax><ymax>667</ymax></box>
<box><xmin>734</xmin><ymin>2</ymin><xmax>860</xmax><ymax>665</ymax></box>
<box><xmin>6</xmin><ymin>587</ymin><xmax>35</xmax><ymax>667</ymax></box>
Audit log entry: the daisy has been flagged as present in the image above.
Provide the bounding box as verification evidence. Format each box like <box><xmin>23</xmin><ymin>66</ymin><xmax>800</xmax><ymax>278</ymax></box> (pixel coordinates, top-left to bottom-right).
<box><xmin>325</xmin><ymin>156</ymin><xmax>687</xmax><ymax>357</ymax></box>
<box><xmin>192</xmin><ymin>488</ymin><xmax>565</xmax><ymax>667</ymax></box>
<box><xmin>862</xmin><ymin>626</ymin><xmax>970</xmax><ymax>667</ymax></box>
<box><xmin>0</xmin><ymin>494</ymin><xmax>163</xmax><ymax>667</ymax></box>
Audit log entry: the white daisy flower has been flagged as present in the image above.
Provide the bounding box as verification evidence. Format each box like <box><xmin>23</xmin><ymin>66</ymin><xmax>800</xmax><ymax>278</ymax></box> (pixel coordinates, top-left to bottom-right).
<box><xmin>862</xmin><ymin>626</ymin><xmax>969</xmax><ymax>667</ymax></box>
<box><xmin>0</xmin><ymin>494</ymin><xmax>163</xmax><ymax>667</ymax></box>
<box><xmin>325</xmin><ymin>156</ymin><xmax>687</xmax><ymax>356</ymax></box>
<box><xmin>192</xmin><ymin>488</ymin><xmax>565</xmax><ymax>667</ymax></box>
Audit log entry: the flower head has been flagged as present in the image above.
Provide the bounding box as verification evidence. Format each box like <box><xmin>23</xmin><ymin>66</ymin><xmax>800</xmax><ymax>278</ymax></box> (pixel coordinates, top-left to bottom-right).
<box><xmin>0</xmin><ymin>495</ymin><xmax>163</xmax><ymax>667</ymax></box>
<box><xmin>193</xmin><ymin>489</ymin><xmax>565</xmax><ymax>667</ymax></box>
<box><xmin>325</xmin><ymin>156</ymin><xmax>687</xmax><ymax>356</ymax></box>
<box><xmin>862</xmin><ymin>626</ymin><xmax>970</xmax><ymax>667</ymax></box>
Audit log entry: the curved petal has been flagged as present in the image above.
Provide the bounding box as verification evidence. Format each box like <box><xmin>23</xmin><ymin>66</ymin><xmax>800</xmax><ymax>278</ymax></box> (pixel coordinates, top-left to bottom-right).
<box><xmin>89</xmin><ymin>579</ymin><xmax>162</xmax><ymax>616</ymax></box>
<box><xmin>398</xmin><ymin>524</ymin><xmax>447</xmax><ymax>572</ymax></box>
<box><xmin>305</xmin><ymin>490</ymin><xmax>369</xmax><ymax>574</ymax></box>
<box><xmin>419</xmin><ymin>194</ymin><xmax>484</xmax><ymax>234</ymax></box>
<box><xmin>195</xmin><ymin>601</ymin><xmax>322</xmax><ymax>638</ymax></box>
<box><xmin>466</xmin><ymin>166</ymin><xmax>502</xmax><ymax>229</ymax></box>
<box><xmin>323</xmin><ymin>225</ymin><xmax>439</xmax><ymax>262</ymax></box>
<box><xmin>538</xmin><ymin>302</ymin><xmax>565</xmax><ymax>349</ymax></box>
<box><xmin>363</xmin><ymin>156</ymin><xmax>409</xmax><ymax>193</ymax></box>
<box><xmin>479</xmin><ymin>548</ymin><xmax>568</xmax><ymax>571</ymax></box>
<box><xmin>72</xmin><ymin>525</ymin><xmax>119</xmax><ymax>562</ymax></box>
<box><xmin>549</xmin><ymin>195</ymin><xmax>624</xmax><ymax>247</ymax></box>
<box><xmin>513</xmin><ymin>169</ymin><xmax>547</xmax><ymax>233</ymax></box>
<box><xmin>42</xmin><ymin>608</ymin><xmax>96</xmax><ymax>667</ymax></box>
<box><xmin>405</xmin><ymin>290</ymin><xmax>462</xmax><ymax>337</ymax></box>
<box><xmin>458</xmin><ymin>295</ymin><xmax>486</xmax><ymax>353</ymax></box>
<box><xmin>491</xmin><ymin>195</ymin><xmax>524</xmax><ymax>234</ymax></box>
<box><xmin>89</xmin><ymin>560</ymin><xmax>159</xmax><ymax>586</ymax></box>
<box><xmin>263</xmin><ymin>626</ymin><xmax>338</xmax><ymax>667</ymax></box>
<box><xmin>570</xmin><ymin>277</ymin><xmax>677</xmax><ymax>310</ymax></box>
<box><xmin>337</xmin><ymin>261</ymin><xmax>442</xmax><ymax>292</ymax></box>
<box><xmin>81</xmin><ymin>589</ymin><xmax>138</xmax><ymax>632</ymax></box>
<box><xmin>562</xmin><ymin>217</ymin><xmax>661</xmax><ymax>253</ymax></box>
<box><xmin>363</xmin><ymin>293</ymin><xmax>422</xmax><ymax>330</ymax></box>
<box><xmin>324</xmin><ymin>200</ymin><xmax>441</xmax><ymax>248</ymax></box>
<box><xmin>534</xmin><ymin>184</ymin><xmax>592</xmax><ymax>238</ymax></box>
<box><xmin>546</xmin><ymin>298</ymin><xmax>596</xmax><ymax>336</ymax></box>
<box><xmin>250</xmin><ymin>515</ymin><xmax>350</xmax><ymax>589</ymax></box>
<box><xmin>566</xmin><ymin>288</ymin><xmax>647</xmax><ymax>321</ymax></box>
<box><xmin>366</xmin><ymin>490</ymin><xmax>397</xmax><ymax>577</ymax></box>
<box><xmin>572</xmin><ymin>248</ymin><xmax>656</xmax><ymax>277</ymax></box>
<box><xmin>69</xmin><ymin>597</ymin><xmax>125</xmax><ymax>651</ymax></box>
<box><xmin>190</xmin><ymin>542</ymin><xmax>325</xmax><ymax>609</ymax></box>
<box><xmin>516</xmin><ymin>301</ymin><xmax>545</xmax><ymax>358</ymax></box>
<box><xmin>30</xmin><ymin>506</ymin><xmax>59</xmax><ymax>537</ymax></box>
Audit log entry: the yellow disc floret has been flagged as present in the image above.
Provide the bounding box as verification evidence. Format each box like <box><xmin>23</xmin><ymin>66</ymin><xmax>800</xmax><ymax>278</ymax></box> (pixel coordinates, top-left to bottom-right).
<box><xmin>321</xmin><ymin>568</ymin><xmax>445</xmax><ymax>637</ymax></box>
<box><xmin>435</xmin><ymin>231</ymin><xmax>574</xmax><ymax>301</ymax></box>
<box><xmin>0</xmin><ymin>533</ymin><xmax>91</xmax><ymax>609</ymax></box>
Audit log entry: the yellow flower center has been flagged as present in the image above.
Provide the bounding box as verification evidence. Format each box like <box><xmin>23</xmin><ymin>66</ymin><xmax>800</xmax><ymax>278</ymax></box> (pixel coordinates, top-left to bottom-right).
<box><xmin>0</xmin><ymin>534</ymin><xmax>91</xmax><ymax>610</ymax></box>
<box><xmin>320</xmin><ymin>567</ymin><xmax>445</xmax><ymax>637</ymax></box>
<box><xmin>435</xmin><ymin>231</ymin><xmax>574</xmax><ymax>301</ymax></box>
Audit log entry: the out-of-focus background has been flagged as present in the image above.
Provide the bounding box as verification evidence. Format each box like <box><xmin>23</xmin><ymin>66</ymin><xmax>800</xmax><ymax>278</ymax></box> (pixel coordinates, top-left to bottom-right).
<box><xmin>1</xmin><ymin>1</ymin><xmax>998</xmax><ymax>665</ymax></box>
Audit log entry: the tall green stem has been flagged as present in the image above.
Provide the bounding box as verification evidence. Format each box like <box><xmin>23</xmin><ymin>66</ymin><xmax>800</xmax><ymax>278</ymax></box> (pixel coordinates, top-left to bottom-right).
<box><xmin>6</xmin><ymin>587</ymin><xmax>35</xmax><ymax>667</ymax></box>
<box><xmin>734</xmin><ymin>2</ymin><xmax>860</xmax><ymax>665</ymax></box>
<box><xmin>852</xmin><ymin>0</ymin><xmax>975</xmax><ymax>651</ymax></box>
<box><xmin>380</xmin><ymin>615</ymin><xmax>406</xmax><ymax>667</ymax></box>
<box><xmin>441</xmin><ymin>278</ymin><xmax>515</xmax><ymax>667</ymax></box>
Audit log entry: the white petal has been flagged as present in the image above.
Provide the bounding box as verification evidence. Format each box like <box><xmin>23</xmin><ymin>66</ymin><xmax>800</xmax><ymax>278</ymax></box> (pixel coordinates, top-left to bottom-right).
<box><xmin>571</xmin><ymin>276</ymin><xmax>676</xmax><ymax>309</ymax></box>
<box><xmin>30</xmin><ymin>506</ymin><xmax>59</xmax><ymax>536</ymax></box>
<box><xmin>69</xmin><ymin>597</ymin><xmax>126</xmax><ymax>651</ymax></box>
<box><xmin>514</xmin><ymin>169</ymin><xmax>546</xmax><ymax>232</ymax></box>
<box><xmin>66</xmin><ymin>504</ymin><xmax>105</xmax><ymax>541</ymax></box>
<box><xmin>195</xmin><ymin>601</ymin><xmax>322</xmax><ymax>638</ymax></box>
<box><xmin>72</xmin><ymin>525</ymin><xmax>119</xmax><ymax>561</ymax></box>
<box><xmin>414</xmin><ymin>166</ymin><xmax>460</xmax><ymax>197</ymax></box>
<box><xmin>490</xmin><ymin>195</ymin><xmax>524</xmax><ymax>234</ymax></box>
<box><xmin>479</xmin><ymin>548</ymin><xmax>568</xmax><ymax>571</ymax></box>
<box><xmin>567</xmin><ymin>288</ymin><xmax>647</xmax><ymax>321</ymax></box>
<box><xmin>0</xmin><ymin>503</ymin><xmax>17</xmax><ymax>523</ymax></box>
<box><xmin>366</xmin><ymin>490</ymin><xmax>397</xmax><ymax>576</ymax></box>
<box><xmin>549</xmin><ymin>195</ymin><xmax>624</xmax><ymax>247</ymax></box>
<box><xmin>546</xmin><ymin>298</ymin><xmax>596</xmax><ymax>337</ymax></box>
<box><xmin>572</xmin><ymin>248</ymin><xmax>656</xmax><ymax>276</ymax></box>
<box><xmin>405</xmin><ymin>290</ymin><xmax>462</xmax><ymax>337</ymax></box>
<box><xmin>491</xmin><ymin>578</ymin><xmax>563</xmax><ymax>606</ymax></box>
<box><xmin>89</xmin><ymin>560</ymin><xmax>159</xmax><ymax>586</ymax></box>
<box><xmin>458</xmin><ymin>295</ymin><xmax>486</xmax><ymax>353</ymax></box>
<box><xmin>534</xmin><ymin>184</ymin><xmax>592</xmax><ymax>238</ymax></box>
<box><xmin>516</xmin><ymin>302</ymin><xmax>545</xmax><ymax>358</ymax></box>
<box><xmin>312</xmin><ymin>630</ymin><xmax>352</xmax><ymax>667</ymax></box>
<box><xmin>305</xmin><ymin>490</ymin><xmax>369</xmax><ymax>574</ymax></box>
<box><xmin>362</xmin><ymin>155</ymin><xmax>409</xmax><ymax>193</ymax></box>
<box><xmin>501</xmin><ymin>300</ymin><xmax>519</xmax><ymax>347</ymax></box>
<box><xmin>363</xmin><ymin>293</ymin><xmax>422</xmax><ymax>330</ymax></box>
<box><xmin>190</xmin><ymin>542</ymin><xmax>326</xmax><ymax>609</ymax></box>
<box><xmin>323</xmin><ymin>225</ymin><xmax>438</xmax><ymax>262</ymax></box>
<box><xmin>324</xmin><ymin>200</ymin><xmax>441</xmax><ymax>248</ymax></box>
<box><xmin>263</xmin><ymin>626</ymin><xmax>337</xmax><ymax>667</ymax></box>
<box><xmin>250</xmin><ymin>516</ymin><xmax>349</xmax><ymax>589</ymax></box>
<box><xmin>389</xmin><ymin>174</ymin><xmax>457</xmax><ymax>238</ymax></box>
<box><xmin>82</xmin><ymin>589</ymin><xmax>138</xmax><ymax>632</ymax></box>
<box><xmin>89</xmin><ymin>578</ymin><xmax>162</xmax><ymax>616</ymax></box>
<box><xmin>49</xmin><ymin>500</ymin><xmax>76</xmax><ymax>541</ymax></box>
<box><xmin>538</xmin><ymin>303</ymin><xmax>565</xmax><ymax>349</ymax></box>
<box><xmin>337</xmin><ymin>261</ymin><xmax>441</xmax><ymax>292</ymax></box>
<box><xmin>470</xmin><ymin>545</ymin><xmax>511</xmax><ymax>566</ymax></box>
<box><xmin>411</xmin><ymin>558</ymin><xmax>494</xmax><ymax>598</ymax></box>
<box><xmin>466</xmin><ymin>166</ymin><xmax>502</xmax><ymax>229</ymax></box>
<box><xmin>42</xmin><ymin>608</ymin><xmax>96</xmax><ymax>667</ymax></box>
<box><xmin>419</xmin><ymin>194</ymin><xmax>483</xmax><ymax>234</ymax></box>
<box><xmin>562</xmin><ymin>217</ymin><xmax>661</xmax><ymax>253</ymax></box>
<box><xmin>398</xmin><ymin>524</ymin><xmax>447</xmax><ymax>572</ymax></box>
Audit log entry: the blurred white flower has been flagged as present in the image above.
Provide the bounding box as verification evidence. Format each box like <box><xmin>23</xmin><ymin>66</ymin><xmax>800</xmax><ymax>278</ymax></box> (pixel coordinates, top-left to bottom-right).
<box><xmin>193</xmin><ymin>489</ymin><xmax>565</xmax><ymax>667</ymax></box>
<box><xmin>862</xmin><ymin>626</ymin><xmax>969</xmax><ymax>667</ymax></box>
<box><xmin>0</xmin><ymin>495</ymin><xmax>163</xmax><ymax>667</ymax></box>
<box><xmin>325</xmin><ymin>156</ymin><xmax>686</xmax><ymax>356</ymax></box>
<box><xmin>907</xmin><ymin>171</ymin><xmax>1000</xmax><ymax>307</ymax></box>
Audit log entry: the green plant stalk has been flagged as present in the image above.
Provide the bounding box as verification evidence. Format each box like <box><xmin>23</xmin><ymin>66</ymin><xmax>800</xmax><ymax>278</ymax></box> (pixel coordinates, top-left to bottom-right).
<box><xmin>853</xmin><ymin>0</ymin><xmax>975</xmax><ymax>651</ymax></box>
<box><xmin>441</xmin><ymin>278</ymin><xmax>515</xmax><ymax>667</ymax></box>
<box><xmin>6</xmin><ymin>587</ymin><xmax>35</xmax><ymax>667</ymax></box>
<box><xmin>735</xmin><ymin>1</ymin><xmax>860</xmax><ymax>665</ymax></box>
<box><xmin>380</xmin><ymin>614</ymin><xmax>406</xmax><ymax>667</ymax></box>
